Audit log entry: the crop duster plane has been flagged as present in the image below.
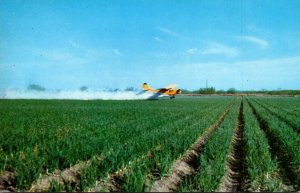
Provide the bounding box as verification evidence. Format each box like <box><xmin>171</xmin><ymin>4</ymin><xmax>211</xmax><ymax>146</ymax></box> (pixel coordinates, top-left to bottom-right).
<box><xmin>142</xmin><ymin>83</ymin><xmax>181</xmax><ymax>99</ymax></box>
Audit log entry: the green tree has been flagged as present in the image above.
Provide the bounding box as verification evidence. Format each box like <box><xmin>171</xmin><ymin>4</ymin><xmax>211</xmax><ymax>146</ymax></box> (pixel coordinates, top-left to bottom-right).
<box><xmin>227</xmin><ymin>88</ymin><xmax>237</xmax><ymax>94</ymax></box>
<box><xmin>79</xmin><ymin>86</ymin><xmax>88</xmax><ymax>91</ymax></box>
<box><xmin>198</xmin><ymin>87</ymin><xmax>216</xmax><ymax>94</ymax></box>
<box><xmin>27</xmin><ymin>84</ymin><xmax>45</xmax><ymax>91</ymax></box>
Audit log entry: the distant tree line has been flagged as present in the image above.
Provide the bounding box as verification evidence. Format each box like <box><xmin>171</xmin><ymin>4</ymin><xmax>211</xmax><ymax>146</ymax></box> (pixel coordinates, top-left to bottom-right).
<box><xmin>240</xmin><ymin>89</ymin><xmax>300</xmax><ymax>95</ymax></box>
<box><xmin>27</xmin><ymin>84</ymin><xmax>46</xmax><ymax>91</ymax></box>
<box><xmin>181</xmin><ymin>87</ymin><xmax>300</xmax><ymax>95</ymax></box>
<box><xmin>27</xmin><ymin>84</ymin><xmax>300</xmax><ymax>95</ymax></box>
<box><xmin>181</xmin><ymin>87</ymin><xmax>238</xmax><ymax>94</ymax></box>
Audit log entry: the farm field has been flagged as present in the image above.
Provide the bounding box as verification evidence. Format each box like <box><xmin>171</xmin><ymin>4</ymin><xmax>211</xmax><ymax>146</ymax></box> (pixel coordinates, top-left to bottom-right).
<box><xmin>0</xmin><ymin>96</ymin><xmax>299</xmax><ymax>192</ymax></box>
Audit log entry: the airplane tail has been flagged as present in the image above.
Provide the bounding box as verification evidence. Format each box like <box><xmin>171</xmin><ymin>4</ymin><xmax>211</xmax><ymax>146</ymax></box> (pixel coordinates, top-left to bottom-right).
<box><xmin>142</xmin><ymin>83</ymin><xmax>155</xmax><ymax>91</ymax></box>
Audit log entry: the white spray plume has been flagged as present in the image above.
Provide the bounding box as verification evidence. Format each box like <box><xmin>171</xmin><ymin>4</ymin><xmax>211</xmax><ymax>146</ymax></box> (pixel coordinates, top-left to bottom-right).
<box><xmin>1</xmin><ymin>89</ymin><xmax>160</xmax><ymax>100</ymax></box>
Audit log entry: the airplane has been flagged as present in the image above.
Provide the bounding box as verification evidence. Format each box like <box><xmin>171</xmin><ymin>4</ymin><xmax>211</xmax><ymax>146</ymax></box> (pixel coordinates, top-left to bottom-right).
<box><xmin>142</xmin><ymin>83</ymin><xmax>181</xmax><ymax>99</ymax></box>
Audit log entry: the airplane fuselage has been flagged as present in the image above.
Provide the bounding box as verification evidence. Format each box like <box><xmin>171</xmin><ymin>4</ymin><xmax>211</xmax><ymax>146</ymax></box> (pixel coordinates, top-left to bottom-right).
<box><xmin>142</xmin><ymin>83</ymin><xmax>181</xmax><ymax>99</ymax></box>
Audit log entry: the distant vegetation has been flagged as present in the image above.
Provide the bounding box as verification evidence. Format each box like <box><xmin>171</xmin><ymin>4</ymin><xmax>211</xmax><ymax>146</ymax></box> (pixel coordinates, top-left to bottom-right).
<box><xmin>241</xmin><ymin>89</ymin><xmax>300</xmax><ymax>95</ymax></box>
<box><xmin>181</xmin><ymin>87</ymin><xmax>300</xmax><ymax>95</ymax></box>
<box><xmin>27</xmin><ymin>84</ymin><xmax>46</xmax><ymax>91</ymax></box>
<box><xmin>181</xmin><ymin>87</ymin><xmax>237</xmax><ymax>94</ymax></box>
<box><xmin>26</xmin><ymin>84</ymin><xmax>300</xmax><ymax>96</ymax></box>
<box><xmin>125</xmin><ymin>86</ymin><xmax>138</xmax><ymax>92</ymax></box>
<box><xmin>79</xmin><ymin>86</ymin><xmax>88</xmax><ymax>91</ymax></box>
<box><xmin>1</xmin><ymin>97</ymin><xmax>300</xmax><ymax>191</ymax></box>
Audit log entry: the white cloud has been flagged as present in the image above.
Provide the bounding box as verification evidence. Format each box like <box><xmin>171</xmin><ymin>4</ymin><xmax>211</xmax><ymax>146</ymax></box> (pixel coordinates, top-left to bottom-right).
<box><xmin>238</xmin><ymin>35</ymin><xmax>269</xmax><ymax>48</ymax></box>
<box><xmin>154</xmin><ymin>56</ymin><xmax>300</xmax><ymax>90</ymax></box>
<box><xmin>68</xmin><ymin>40</ymin><xmax>81</xmax><ymax>48</ymax></box>
<box><xmin>186</xmin><ymin>48</ymin><xmax>198</xmax><ymax>55</ymax></box>
<box><xmin>113</xmin><ymin>49</ymin><xmax>122</xmax><ymax>56</ymax></box>
<box><xmin>41</xmin><ymin>49</ymin><xmax>88</xmax><ymax>65</ymax></box>
<box><xmin>31</xmin><ymin>46</ymin><xmax>122</xmax><ymax>67</ymax></box>
<box><xmin>154</xmin><ymin>37</ymin><xmax>165</xmax><ymax>44</ymax></box>
<box><xmin>200</xmin><ymin>42</ymin><xmax>239</xmax><ymax>57</ymax></box>
<box><xmin>157</xmin><ymin>27</ymin><xmax>187</xmax><ymax>39</ymax></box>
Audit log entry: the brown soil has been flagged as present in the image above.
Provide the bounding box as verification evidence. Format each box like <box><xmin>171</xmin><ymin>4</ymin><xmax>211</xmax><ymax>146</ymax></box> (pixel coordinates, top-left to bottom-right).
<box><xmin>88</xmin><ymin>145</ymin><xmax>162</xmax><ymax>192</ymax></box>
<box><xmin>218</xmin><ymin>100</ymin><xmax>250</xmax><ymax>192</ymax></box>
<box><xmin>150</xmin><ymin>106</ymin><xmax>232</xmax><ymax>192</ymax></box>
<box><xmin>29</xmin><ymin>155</ymin><xmax>104</xmax><ymax>192</ymax></box>
<box><xmin>88</xmin><ymin>164</ymin><xmax>131</xmax><ymax>192</ymax></box>
<box><xmin>0</xmin><ymin>171</ymin><xmax>15</xmax><ymax>192</ymax></box>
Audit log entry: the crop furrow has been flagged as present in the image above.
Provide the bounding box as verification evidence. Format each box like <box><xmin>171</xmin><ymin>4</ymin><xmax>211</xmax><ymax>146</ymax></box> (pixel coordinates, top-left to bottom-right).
<box><xmin>79</xmin><ymin>100</ymin><xmax>234</xmax><ymax>192</ymax></box>
<box><xmin>150</xmin><ymin>106</ymin><xmax>232</xmax><ymax>192</ymax></box>
<box><xmin>28</xmin><ymin>153</ymin><xmax>108</xmax><ymax>192</ymax></box>
<box><xmin>86</xmin><ymin>103</ymin><xmax>230</xmax><ymax>192</ymax></box>
<box><xmin>87</xmin><ymin>145</ymin><xmax>162</xmax><ymax>192</ymax></box>
<box><xmin>218</xmin><ymin>100</ymin><xmax>250</xmax><ymax>192</ymax></box>
<box><xmin>247</xmin><ymin>99</ymin><xmax>299</xmax><ymax>190</ymax></box>
<box><xmin>4</xmin><ymin>100</ymin><xmax>220</xmax><ymax>190</ymax></box>
<box><xmin>0</xmin><ymin>171</ymin><xmax>15</xmax><ymax>192</ymax></box>
<box><xmin>84</xmin><ymin>113</ymin><xmax>207</xmax><ymax>192</ymax></box>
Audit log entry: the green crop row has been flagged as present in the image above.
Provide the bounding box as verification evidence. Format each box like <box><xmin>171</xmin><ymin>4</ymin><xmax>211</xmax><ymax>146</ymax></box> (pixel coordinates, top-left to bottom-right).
<box><xmin>78</xmin><ymin>98</ymin><xmax>235</xmax><ymax>192</ymax></box>
<box><xmin>118</xmin><ymin>99</ymin><xmax>236</xmax><ymax>192</ymax></box>
<box><xmin>0</xmin><ymin>97</ymin><xmax>233</xmax><ymax>191</ymax></box>
<box><xmin>243</xmin><ymin>100</ymin><xmax>284</xmax><ymax>191</ymax></box>
<box><xmin>250</xmin><ymin>98</ymin><xmax>300</xmax><ymax>133</ymax></box>
<box><xmin>179</xmin><ymin>97</ymin><xmax>241</xmax><ymax>191</ymax></box>
<box><xmin>247</xmin><ymin>98</ymin><xmax>300</xmax><ymax>189</ymax></box>
<box><xmin>1</xmin><ymin>96</ymin><xmax>299</xmax><ymax>192</ymax></box>
<box><xmin>253</xmin><ymin>97</ymin><xmax>300</xmax><ymax>116</ymax></box>
<box><xmin>0</xmin><ymin>100</ymin><xmax>188</xmax><ymax>189</ymax></box>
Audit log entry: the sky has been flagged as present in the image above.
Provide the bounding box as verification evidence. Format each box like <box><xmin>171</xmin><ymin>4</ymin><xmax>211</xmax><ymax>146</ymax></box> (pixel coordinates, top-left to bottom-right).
<box><xmin>1</xmin><ymin>0</ymin><xmax>300</xmax><ymax>93</ymax></box>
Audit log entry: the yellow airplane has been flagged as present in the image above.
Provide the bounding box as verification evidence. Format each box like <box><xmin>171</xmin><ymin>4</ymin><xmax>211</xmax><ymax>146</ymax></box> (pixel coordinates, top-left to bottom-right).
<box><xmin>142</xmin><ymin>83</ymin><xmax>181</xmax><ymax>99</ymax></box>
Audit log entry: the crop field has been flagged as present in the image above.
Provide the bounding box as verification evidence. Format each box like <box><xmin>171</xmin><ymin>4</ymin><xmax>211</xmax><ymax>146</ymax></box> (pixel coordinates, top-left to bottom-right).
<box><xmin>0</xmin><ymin>96</ymin><xmax>299</xmax><ymax>192</ymax></box>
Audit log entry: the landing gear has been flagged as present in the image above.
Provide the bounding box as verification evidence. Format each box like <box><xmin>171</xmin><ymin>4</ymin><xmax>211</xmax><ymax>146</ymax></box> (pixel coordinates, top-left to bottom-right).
<box><xmin>170</xmin><ymin>95</ymin><xmax>175</xmax><ymax>99</ymax></box>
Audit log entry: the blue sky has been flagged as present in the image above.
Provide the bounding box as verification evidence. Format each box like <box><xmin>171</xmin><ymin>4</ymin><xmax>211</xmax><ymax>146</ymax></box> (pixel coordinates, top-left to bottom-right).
<box><xmin>1</xmin><ymin>0</ymin><xmax>300</xmax><ymax>91</ymax></box>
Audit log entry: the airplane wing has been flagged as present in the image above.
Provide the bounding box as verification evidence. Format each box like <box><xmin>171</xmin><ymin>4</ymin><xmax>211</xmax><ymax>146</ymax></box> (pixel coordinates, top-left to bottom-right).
<box><xmin>147</xmin><ymin>92</ymin><xmax>165</xmax><ymax>99</ymax></box>
<box><xmin>157</xmin><ymin>88</ymin><xmax>168</xmax><ymax>92</ymax></box>
<box><xmin>137</xmin><ymin>90</ymin><xmax>147</xmax><ymax>95</ymax></box>
<box><xmin>165</xmin><ymin>84</ymin><xmax>177</xmax><ymax>89</ymax></box>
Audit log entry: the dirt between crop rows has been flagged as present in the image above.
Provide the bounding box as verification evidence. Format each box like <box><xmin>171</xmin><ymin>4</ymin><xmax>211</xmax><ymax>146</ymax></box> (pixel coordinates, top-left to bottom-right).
<box><xmin>0</xmin><ymin>171</ymin><xmax>15</xmax><ymax>192</ymax></box>
<box><xmin>1</xmin><ymin>103</ymin><xmax>234</xmax><ymax>192</ymax></box>
<box><xmin>88</xmin><ymin>145</ymin><xmax>163</xmax><ymax>192</ymax></box>
<box><xmin>87</xmin><ymin>108</ymin><xmax>227</xmax><ymax>192</ymax></box>
<box><xmin>0</xmin><ymin>153</ymin><xmax>111</xmax><ymax>192</ymax></box>
<box><xmin>247</xmin><ymin>99</ymin><xmax>300</xmax><ymax>190</ymax></box>
<box><xmin>218</xmin><ymin>100</ymin><xmax>250</xmax><ymax>192</ymax></box>
<box><xmin>29</xmin><ymin>155</ymin><xmax>104</xmax><ymax>192</ymax></box>
<box><xmin>150</xmin><ymin>106</ymin><xmax>232</xmax><ymax>192</ymax></box>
